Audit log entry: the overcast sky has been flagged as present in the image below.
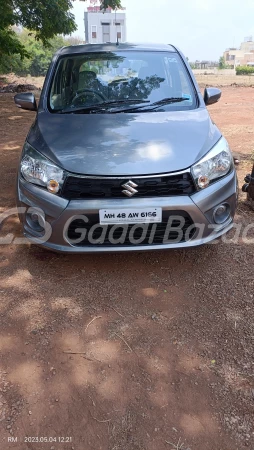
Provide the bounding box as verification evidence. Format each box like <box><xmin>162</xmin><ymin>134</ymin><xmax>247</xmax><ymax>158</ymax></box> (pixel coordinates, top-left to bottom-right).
<box><xmin>72</xmin><ymin>0</ymin><xmax>254</xmax><ymax>61</ymax></box>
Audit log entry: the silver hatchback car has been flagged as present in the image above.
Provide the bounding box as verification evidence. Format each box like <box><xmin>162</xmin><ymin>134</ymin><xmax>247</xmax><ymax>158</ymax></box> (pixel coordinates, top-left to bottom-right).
<box><xmin>15</xmin><ymin>43</ymin><xmax>237</xmax><ymax>252</ymax></box>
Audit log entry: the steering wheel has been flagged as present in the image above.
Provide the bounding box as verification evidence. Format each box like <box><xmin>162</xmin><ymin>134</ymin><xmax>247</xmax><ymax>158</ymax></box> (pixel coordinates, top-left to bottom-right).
<box><xmin>72</xmin><ymin>89</ymin><xmax>106</xmax><ymax>106</ymax></box>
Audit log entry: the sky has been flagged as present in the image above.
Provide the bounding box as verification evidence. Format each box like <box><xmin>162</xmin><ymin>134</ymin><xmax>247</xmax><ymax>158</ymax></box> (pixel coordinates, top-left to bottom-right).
<box><xmin>71</xmin><ymin>0</ymin><xmax>254</xmax><ymax>61</ymax></box>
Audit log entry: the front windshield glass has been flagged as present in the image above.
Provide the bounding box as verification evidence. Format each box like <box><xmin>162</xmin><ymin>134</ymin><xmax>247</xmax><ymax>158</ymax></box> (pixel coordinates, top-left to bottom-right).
<box><xmin>49</xmin><ymin>51</ymin><xmax>197</xmax><ymax>112</ymax></box>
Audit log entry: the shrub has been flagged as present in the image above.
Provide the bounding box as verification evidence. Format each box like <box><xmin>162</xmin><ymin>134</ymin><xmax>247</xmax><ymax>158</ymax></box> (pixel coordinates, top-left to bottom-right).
<box><xmin>236</xmin><ymin>65</ymin><xmax>254</xmax><ymax>75</ymax></box>
<box><xmin>0</xmin><ymin>29</ymin><xmax>84</xmax><ymax>77</ymax></box>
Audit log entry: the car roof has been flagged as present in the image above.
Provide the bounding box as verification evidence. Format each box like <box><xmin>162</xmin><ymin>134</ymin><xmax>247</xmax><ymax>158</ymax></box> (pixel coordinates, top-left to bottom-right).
<box><xmin>58</xmin><ymin>42</ymin><xmax>177</xmax><ymax>56</ymax></box>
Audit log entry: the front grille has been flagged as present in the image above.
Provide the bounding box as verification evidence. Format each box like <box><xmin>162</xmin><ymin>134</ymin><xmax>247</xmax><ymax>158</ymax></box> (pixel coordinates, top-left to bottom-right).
<box><xmin>66</xmin><ymin>211</ymin><xmax>196</xmax><ymax>247</ymax></box>
<box><xmin>61</xmin><ymin>172</ymin><xmax>196</xmax><ymax>200</ymax></box>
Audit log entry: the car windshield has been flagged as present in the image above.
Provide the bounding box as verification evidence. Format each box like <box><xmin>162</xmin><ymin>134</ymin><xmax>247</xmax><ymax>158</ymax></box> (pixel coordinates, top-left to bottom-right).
<box><xmin>49</xmin><ymin>50</ymin><xmax>197</xmax><ymax>113</ymax></box>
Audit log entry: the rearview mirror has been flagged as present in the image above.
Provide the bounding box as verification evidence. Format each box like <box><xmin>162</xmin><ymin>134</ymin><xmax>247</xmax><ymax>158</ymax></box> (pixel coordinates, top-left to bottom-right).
<box><xmin>14</xmin><ymin>92</ymin><xmax>37</xmax><ymax>111</ymax></box>
<box><xmin>204</xmin><ymin>87</ymin><xmax>221</xmax><ymax>106</ymax></box>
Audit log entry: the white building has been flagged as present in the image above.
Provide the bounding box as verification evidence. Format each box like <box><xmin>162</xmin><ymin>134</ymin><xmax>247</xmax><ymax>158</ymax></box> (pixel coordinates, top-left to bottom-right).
<box><xmin>223</xmin><ymin>36</ymin><xmax>254</xmax><ymax>68</ymax></box>
<box><xmin>84</xmin><ymin>3</ymin><xmax>126</xmax><ymax>44</ymax></box>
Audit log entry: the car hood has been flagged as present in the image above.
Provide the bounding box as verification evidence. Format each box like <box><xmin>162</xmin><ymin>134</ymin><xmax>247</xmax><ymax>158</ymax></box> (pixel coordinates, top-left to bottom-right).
<box><xmin>28</xmin><ymin>109</ymin><xmax>221</xmax><ymax>176</ymax></box>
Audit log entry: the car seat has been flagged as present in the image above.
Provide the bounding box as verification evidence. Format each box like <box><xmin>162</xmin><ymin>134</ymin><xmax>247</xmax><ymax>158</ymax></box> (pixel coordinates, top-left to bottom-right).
<box><xmin>78</xmin><ymin>71</ymin><xmax>100</xmax><ymax>91</ymax></box>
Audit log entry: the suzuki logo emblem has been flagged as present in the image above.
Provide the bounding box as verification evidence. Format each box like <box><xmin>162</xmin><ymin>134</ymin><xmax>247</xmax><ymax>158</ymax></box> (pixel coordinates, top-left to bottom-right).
<box><xmin>122</xmin><ymin>180</ymin><xmax>138</xmax><ymax>197</ymax></box>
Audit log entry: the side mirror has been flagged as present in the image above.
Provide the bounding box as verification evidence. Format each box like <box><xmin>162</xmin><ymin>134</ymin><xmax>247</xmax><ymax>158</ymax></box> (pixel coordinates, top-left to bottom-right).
<box><xmin>14</xmin><ymin>92</ymin><xmax>37</xmax><ymax>111</ymax></box>
<box><xmin>204</xmin><ymin>87</ymin><xmax>221</xmax><ymax>106</ymax></box>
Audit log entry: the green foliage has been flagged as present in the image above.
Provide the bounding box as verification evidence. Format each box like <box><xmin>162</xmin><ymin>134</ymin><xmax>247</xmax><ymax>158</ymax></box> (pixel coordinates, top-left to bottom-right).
<box><xmin>0</xmin><ymin>0</ymin><xmax>122</xmax><ymax>61</ymax></box>
<box><xmin>0</xmin><ymin>28</ymin><xmax>29</xmax><ymax>59</ymax></box>
<box><xmin>218</xmin><ymin>56</ymin><xmax>231</xmax><ymax>70</ymax></box>
<box><xmin>0</xmin><ymin>0</ymin><xmax>76</xmax><ymax>62</ymax></box>
<box><xmin>0</xmin><ymin>0</ymin><xmax>27</xmax><ymax>59</ymax></box>
<box><xmin>101</xmin><ymin>0</ymin><xmax>122</xmax><ymax>8</ymax></box>
<box><xmin>236</xmin><ymin>65</ymin><xmax>254</xmax><ymax>75</ymax></box>
<box><xmin>66</xmin><ymin>36</ymin><xmax>85</xmax><ymax>46</ymax></box>
<box><xmin>0</xmin><ymin>30</ymin><xmax>72</xmax><ymax>76</ymax></box>
<box><xmin>218</xmin><ymin>56</ymin><xmax>226</xmax><ymax>69</ymax></box>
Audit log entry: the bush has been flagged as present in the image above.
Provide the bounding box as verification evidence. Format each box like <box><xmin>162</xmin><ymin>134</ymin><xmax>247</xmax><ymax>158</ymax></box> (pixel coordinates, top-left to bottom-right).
<box><xmin>0</xmin><ymin>29</ymin><xmax>84</xmax><ymax>77</ymax></box>
<box><xmin>236</xmin><ymin>65</ymin><xmax>254</xmax><ymax>75</ymax></box>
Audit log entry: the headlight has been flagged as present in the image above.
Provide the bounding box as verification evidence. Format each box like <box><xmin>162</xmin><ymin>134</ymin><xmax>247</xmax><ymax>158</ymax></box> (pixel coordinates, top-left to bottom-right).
<box><xmin>191</xmin><ymin>137</ymin><xmax>233</xmax><ymax>189</ymax></box>
<box><xmin>20</xmin><ymin>143</ymin><xmax>65</xmax><ymax>194</ymax></box>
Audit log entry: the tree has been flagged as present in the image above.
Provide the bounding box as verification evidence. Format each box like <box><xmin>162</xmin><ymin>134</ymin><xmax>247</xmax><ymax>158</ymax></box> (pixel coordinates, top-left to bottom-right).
<box><xmin>0</xmin><ymin>0</ymin><xmax>122</xmax><ymax>60</ymax></box>
<box><xmin>218</xmin><ymin>56</ymin><xmax>226</xmax><ymax>70</ymax></box>
<box><xmin>66</xmin><ymin>36</ymin><xmax>85</xmax><ymax>46</ymax></box>
<box><xmin>0</xmin><ymin>30</ymin><xmax>83</xmax><ymax>76</ymax></box>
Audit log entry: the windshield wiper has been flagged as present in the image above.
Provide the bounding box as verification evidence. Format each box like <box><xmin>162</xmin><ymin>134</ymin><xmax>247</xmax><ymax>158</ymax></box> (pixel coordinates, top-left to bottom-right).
<box><xmin>111</xmin><ymin>97</ymin><xmax>188</xmax><ymax>113</ymax></box>
<box><xmin>58</xmin><ymin>99</ymin><xmax>150</xmax><ymax>114</ymax></box>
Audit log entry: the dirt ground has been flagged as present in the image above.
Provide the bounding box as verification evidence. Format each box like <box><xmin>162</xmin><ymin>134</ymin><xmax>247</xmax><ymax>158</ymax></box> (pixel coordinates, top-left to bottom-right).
<box><xmin>0</xmin><ymin>84</ymin><xmax>254</xmax><ymax>450</ymax></box>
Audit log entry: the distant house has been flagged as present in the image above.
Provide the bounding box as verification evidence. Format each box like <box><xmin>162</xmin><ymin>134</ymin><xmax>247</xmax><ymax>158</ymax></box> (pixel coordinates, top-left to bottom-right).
<box><xmin>223</xmin><ymin>37</ymin><xmax>254</xmax><ymax>68</ymax></box>
<box><xmin>84</xmin><ymin>3</ymin><xmax>126</xmax><ymax>44</ymax></box>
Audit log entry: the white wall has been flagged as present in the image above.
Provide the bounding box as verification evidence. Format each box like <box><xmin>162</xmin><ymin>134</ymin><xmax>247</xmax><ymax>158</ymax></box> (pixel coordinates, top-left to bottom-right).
<box><xmin>86</xmin><ymin>12</ymin><xmax>126</xmax><ymax>44</ymax></box>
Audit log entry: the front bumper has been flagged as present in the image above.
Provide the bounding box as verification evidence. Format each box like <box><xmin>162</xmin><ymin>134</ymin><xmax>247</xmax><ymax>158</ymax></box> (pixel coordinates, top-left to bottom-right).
<box><xmin>16</xmin><ymin>170</ymin><xmax>237</xmax><ymax>252</ymax></box>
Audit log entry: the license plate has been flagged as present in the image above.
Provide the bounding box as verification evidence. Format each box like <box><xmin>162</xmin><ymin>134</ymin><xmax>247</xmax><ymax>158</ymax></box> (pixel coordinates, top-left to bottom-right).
<box><xmin>99</xmin><ymin>208</ymin><xmax>162</xmax><ymax>225</ymax></box>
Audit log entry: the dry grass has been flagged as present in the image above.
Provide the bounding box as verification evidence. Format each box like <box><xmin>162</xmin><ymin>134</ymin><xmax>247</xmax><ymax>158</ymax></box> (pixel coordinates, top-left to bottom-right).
<box><xmin>166</xmin><ymin>437</ymin><xmax>190</xmax><ymax>450</ymax></box>
<box><xmin>195</xmin><ymin>74</ymin><xmax>254</xmax><ymax>87</ymax></box>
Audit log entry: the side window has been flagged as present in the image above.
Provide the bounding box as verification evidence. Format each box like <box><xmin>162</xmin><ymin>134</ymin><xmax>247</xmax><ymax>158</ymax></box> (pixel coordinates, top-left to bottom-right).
<box><xmin>50</xmin><ymin>59</ymin><xmax>67</xmax><ymax>109</ymax></box>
